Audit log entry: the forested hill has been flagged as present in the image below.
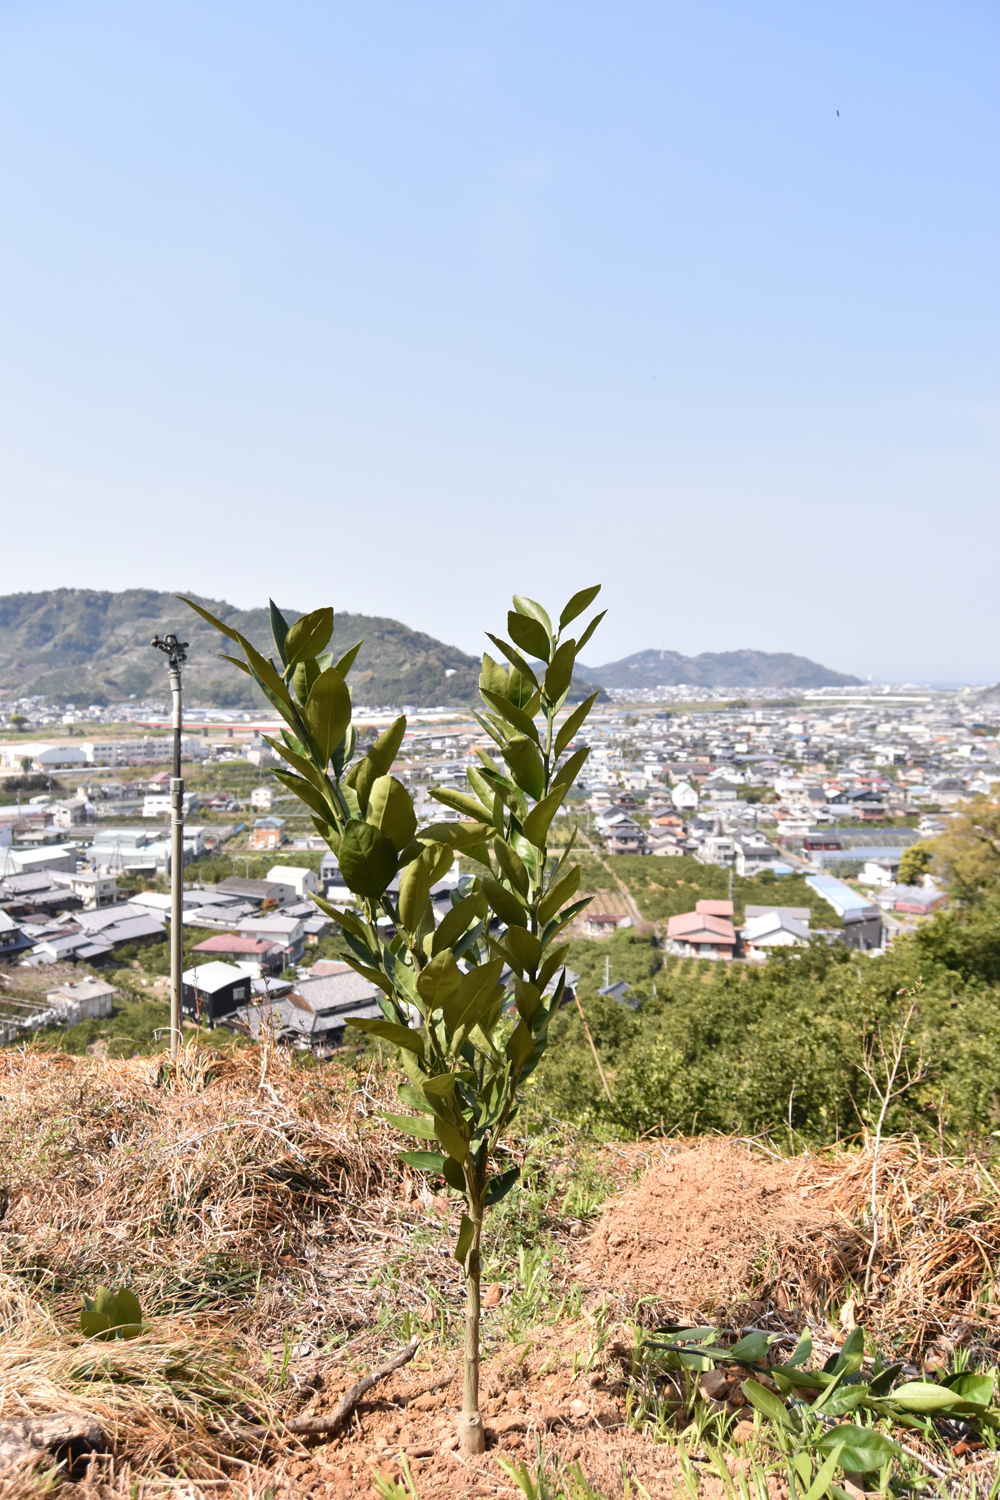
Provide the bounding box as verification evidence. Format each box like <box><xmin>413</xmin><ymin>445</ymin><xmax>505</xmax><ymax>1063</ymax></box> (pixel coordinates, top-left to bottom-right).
<box><xmin>0</xmin><ymin>590</ymin><xmax>488</xmax><ymax>708</ymax></box>
<box><xmin>580</xmin><ymin>647</ymin><xmax>860</xmax><ymax>691</ymax></box>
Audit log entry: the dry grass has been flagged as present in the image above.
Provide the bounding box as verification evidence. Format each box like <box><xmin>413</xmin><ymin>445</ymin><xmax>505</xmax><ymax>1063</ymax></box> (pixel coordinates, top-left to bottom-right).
<box><xmin>782</xmin><ymin>1137</ymin><xmax>1000</xmax><ymax>1355</ymax></box>
<box><xmin>0</xmin><ymin>1043</ymin><xmax>422</xmax><ymax>1494</ymax></box>
<box><xmin>3</xmin><ymin>1046</ymin><xmax>1000</xmax><ymax>1497</ymax></box>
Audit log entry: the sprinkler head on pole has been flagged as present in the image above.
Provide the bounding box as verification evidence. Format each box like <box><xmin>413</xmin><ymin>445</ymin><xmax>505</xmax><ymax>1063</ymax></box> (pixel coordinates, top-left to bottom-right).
<box><xmin>150</xmin><ymin>634</ymin><xmax>189</xmax><ymax>668</ymax></box>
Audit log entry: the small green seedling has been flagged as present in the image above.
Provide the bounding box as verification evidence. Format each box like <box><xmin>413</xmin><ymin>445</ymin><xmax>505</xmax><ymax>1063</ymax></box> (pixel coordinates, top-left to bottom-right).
<box><xmin>80</xmin><ymin>1285</ymin><xmax>145</xmax><ymax>1341</ymax></box>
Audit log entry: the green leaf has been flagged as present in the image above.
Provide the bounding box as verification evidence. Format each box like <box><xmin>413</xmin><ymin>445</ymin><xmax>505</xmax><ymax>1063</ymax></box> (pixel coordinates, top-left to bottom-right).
<box><xmin>544</xmin><ymin>639</ymin><xmax>576</xmax><ymax>704</ymax></box>
<box><xmin>310</xmin><ymin>894</ymin><xmax>370</xmax><ymax>943</ymax></box>
<box><xmin>559</xmin><ymin>585</ymin><xmax>601</xmax><ymax>629</ymax></box>
<box><xmin>522</xmin><ymin>783</ymin><xmax>569</xmax><ymax>849</ymax></box>
<box><xmin>888</xmin><ymin>1381</ymin><xmax>969</xmax><ymax>1413</ymax></box>
<box><xmin>346</xmin><ymin>1017</ymin><xmax>425</xmax><ymax>1055</ymax></box>
<box><xmin>339</xmin><ymin>955</ymin><xmax>395</xmax><ymax>996</ymax></box>
<box><xmin>304</xmin><ymin>668</ymin><xmax>352</xmax><ymax>763</ymax></box>
<box><xmin>434</xmin><ymin>1114</ymin><xmax>468</xmax><ymax>1163</ymax></box>
<box><xmin>814</xmin><ymin>1426</ymin><xmax>900</xmax><ymax>1475</ymax></box>
<box><xmin>291</xmin><ymin>657</ymin><xmax>322</xmax><ymax>705</ymax></box>
<box><xmin>552</xmin><ymin>746</ymin><xmax>590</xmax><ymax>791</ymax></box>
<box><xmin>481</xmin><ymin>874</ymin><xmax>529</xmax><ymax>928</ymax></box>
<box><xmin>344</xmin><ymin>715</ymin><xmax>407</xmax><ymax>812</ymax></box>
<box><xmin>492</xmin><ymin>837</ymin><xmax>530</xmax><ymax>896</ymax></box>
<box><xmin>384</xmin><ymin>1111</ymin><xmax>438</xmax><ymax>1140</ymax></box>
<box><xmin>786</xmin><ymin>1328</ymin><xmax>813</xmax><ymax>1369</ymax></box>
<box><xmin>502</xmin><ymin>736</ymin><xmax>546</xmax><ymax>800</ymax></box>
<box><xmin>555</xmin><ymin>695</ymin><xmax>599</xmax><ymax>758</ymax></box>
<box><xmin>941</xmin><ymin>1372</ymin><xmax>995</xmax><ymax>1405</ymax></box>
<box><xmin>454</xmin><ymin>1212</ymin><xmax>476</xmax><ymax>1269</ymax></box>
<box><xmin>480</xmin><ymin>689</ymin><xmax>540</xmax><ymax>744</ymax></box>
<box><xmin>430</xmin><ymin>787</ymin><xmax>499</xmax><ymax>826</ymax></box>
<box><xmin>511</xmin><ymin>594</ymin><xmax>554</xmax><ymax>638</ymax></box>
<box><xmin>575</xmin><ymin>608</ymin><xmax>607</xmax><ymax>655</ymax></box>
<box><xmin>728</xmin><ymin>1331</ymin><xmax>774</xmax><ymax>1365</ymax></box>
<box><xmin>446</xmin><ymin>957</ymin><xmax>506</xmax><ymax>1033</ymax></box>
<box><xmin>484</xmin><ymin>634</ymin><xmax>539</xmax><ymax>690</ymax></box>
<box><xmin>485</xmin><ymin>1166</ymin><xmax>520</xmax><ymax>1205</ymax></box>
<box><xmin>337</xmin><ymin>819</ymin><xmax>398</xmax><ymax>898</ymax></box>
<box><xmin>417</xmin><ymin>949</ymin><xmax>463</xmax><ymax>1016</ymax></box>
<box><xmin>537</xmin><ymin>866</ymin><xmax>581</xmax><ymax>927</ymax></box>
<box><xmin>270</xmin><ymin>767</ymin><xmax>336</xmax><ymax>823</ymax></box>
<box><xmin>505</xmin><ymin>1018</ymin><xmax>537</xmax><ymax>1067</ymax></box>
<box><xmin>740</xmin><ymin>1380</ymin><xmax>790</xmax><ymax>1427</ymax></box>
<box><xmin>178</xmin><ymin>595</ymin><xmax>243</xmax><ymax>644</ymax></box>
<box><xmin>284</xmin><ymin>606</ymin><xmax>334</xmax><ymax>668</ymax></box>
<box><xmin>418</xmin><ymin>821</ymin><xmax>496</xmax><ymax>849</ymax></box>
<box><xmin>113</xmin><ymin>1288</ymin><xmax>143</xmax><ymax>1332</ymax></box>
<box><xmin>801</xmin><ymin>1446</ymin><xmax>845</xmax><ymax>1500</ymax></box>
<box><xmin>269</xmin><ymin>600</ymin><xmax>291</xmax><ymax>665</ymax></box>
<box><xmin>507</xmin><ymin>610</ymin><xmax>551</xmax><ymax>663</ymax></box>
<box><xmin>263</xmin><ymin>734</ymin><xmax>332</xmax><ymax>797</ymax></box>
<box><xmin>480</xmin><ymin>652</ymin><xmax>510</xmax><ymax>699</ymax></box>
<box><xmin>541</xmin><ymin>895</ymin><xmax>592</xmax><ymax>945</ymax></box>
<box><xmin>80</xmin><ymin>1307</ymin><xmax>112</xmax><ymax>1340</ymax></box>
<box><xmin>333</xmin><ymin>639</ymin><xmax>364</xmax><ymax>678</ymax></box>
<box><xmin>399</xmin><ymin>1150</ymin><xmax>446</xmax><ymax>1172</ymax></box>
<box><xmin>503</xmin><ymin>926</ymin><xmax>542</xmax><ymax>976</ymax></box>
<box><xmin>367</xmin><ymin>775</ymin><xmax>417</xmax><ymax>852</ymax></box>
<box><xmin>537</xmin><ymin>943</ymin><xmax>570</xmax><ymax>992</ymax></box>
<box><xmin>399</xmin><ymin>842</ymin><xmax>454</xmax><ymax>932</ymax></box>
<box><xmin>432</xmin><ymin>890</ymin><xmax>486</xmax><ymax>956</ymax></box>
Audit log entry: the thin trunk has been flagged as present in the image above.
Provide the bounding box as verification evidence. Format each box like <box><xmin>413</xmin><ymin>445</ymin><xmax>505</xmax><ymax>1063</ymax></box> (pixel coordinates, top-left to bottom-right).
<box><xmin>458</xmin><ymin>1216</ymin><xmax>485</xmax><ymax>1453</ymax></box>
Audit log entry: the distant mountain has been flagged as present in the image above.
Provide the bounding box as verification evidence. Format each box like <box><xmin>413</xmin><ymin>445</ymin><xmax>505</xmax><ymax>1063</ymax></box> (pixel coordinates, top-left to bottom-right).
<box><xmin>0</xmin><ymin>589</ymin><xmax>601</xmax><ymax>710</ymax></box>
<box><xmin>0</xmin><ymin>590</ymin><xmax>484</xmax><ymax>709</ymax></box>
<box><xmin>579</xmin><ymin>648</ymin><xmax>861</xmax><ymax>692</ymax></box>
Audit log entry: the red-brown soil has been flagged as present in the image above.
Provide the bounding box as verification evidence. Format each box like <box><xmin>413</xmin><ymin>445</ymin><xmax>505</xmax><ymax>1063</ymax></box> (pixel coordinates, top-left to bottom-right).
<box><xmin>582</xmin><ymin>1139</ymin><xmax>831</xmax><ymax>1312</ymax></box>
<box><xmin>269</xmin><ymin>1318</ymin><xmax>785</xmax><ymax>1500</ymax></box>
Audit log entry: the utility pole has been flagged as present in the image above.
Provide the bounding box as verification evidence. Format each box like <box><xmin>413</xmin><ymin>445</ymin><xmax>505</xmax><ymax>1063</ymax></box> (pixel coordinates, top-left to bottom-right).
<box><xmin>151</xmin><ymin>632</ymin><xmax>188</xmax><ymax>1057</ymax></box>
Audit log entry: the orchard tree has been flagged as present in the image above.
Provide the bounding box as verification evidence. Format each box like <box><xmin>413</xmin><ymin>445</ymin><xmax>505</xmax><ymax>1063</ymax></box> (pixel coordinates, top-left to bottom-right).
<box><xmin>182</xmin><ymin>587</ymin><xmax>604</xmax><ymax>1453</ymax></box>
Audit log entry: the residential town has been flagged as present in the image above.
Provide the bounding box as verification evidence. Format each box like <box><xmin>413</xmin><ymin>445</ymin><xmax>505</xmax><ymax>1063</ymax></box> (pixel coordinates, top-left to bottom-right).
<box><xmin>0</xmin><ymin>680</ymin><xmax>994</xmax><ymax>1045</ymax></box>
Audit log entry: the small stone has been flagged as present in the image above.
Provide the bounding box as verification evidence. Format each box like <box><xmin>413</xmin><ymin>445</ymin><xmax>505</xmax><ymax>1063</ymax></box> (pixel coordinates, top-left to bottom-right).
<box><xmin>491</xmin><ymin>1415</ymin><xmax>528</xmax><ymax>1435</ymax></box>
<box><xmin>439</xmin><ymin>1434</ymin><xmax>459</xmax><ymax>1453</ymax></box>
<box><xmin>733</xmin><ymin>1421</ymin><xmax>755</xmax><ymax>1444</ymax></box>
<box><xmin>569</xmin><ymin>1222</ymin><xmax>585</xmax><ymax>1238</ymax></box>
<box><xmin>699</xmin><ymin>1370</ymin><xmax>732</xmax><ymax>1401</ymax></box>
<box><xmin>540</xmin><ymin>1403</ymin><xmax>563</xmax><ymax>1428</ymax></box>
<box><xmin>586</xmin><ymin>1372</ymin><xmax>603</xmax><ymax>1389</ymax></box>
<box><xmin>568</xmin><ymin>1441</ymin><xmax>584</xmax><ymax>1458</ymax></box>
<box><xmin>569</xmin><ymin>1399</ymin><xmax>588</xmax><ymax>1418</ymax></box>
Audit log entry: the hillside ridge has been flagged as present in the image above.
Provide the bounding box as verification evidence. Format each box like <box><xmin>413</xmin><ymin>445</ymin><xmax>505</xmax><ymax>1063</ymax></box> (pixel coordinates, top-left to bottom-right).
<box><xmin>0</xmin><ymin>589</ymin><xmax>483</xmax><ymax>708</ymax></box>
<box><xmin>580</xmin><ymin>645</ymin><xmax>860</xmax><ymax>691</ymax></box>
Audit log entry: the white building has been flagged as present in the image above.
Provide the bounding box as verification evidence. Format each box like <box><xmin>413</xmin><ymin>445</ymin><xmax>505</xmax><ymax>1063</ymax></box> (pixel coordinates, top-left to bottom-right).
<box><xmin>265</xmin><ymin>865</ymin><xmax>319</xmax><ymax>899</ymax></box>
<box><xmin>671</xmin><ymin>781</ymin><xmax>699</xmax><ymax>812</ymax></box>
<box><xmin>250</xmin><ymin>786</ymin><xmax>273</xmax><ymax>812</ymax></box>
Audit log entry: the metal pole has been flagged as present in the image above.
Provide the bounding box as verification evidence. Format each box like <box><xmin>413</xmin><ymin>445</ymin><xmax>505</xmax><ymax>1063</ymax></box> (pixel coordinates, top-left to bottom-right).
<box><xmin>151</xmin><ymin>633</ymin><xmax>188</xmax><ymax>1059</ymax></box>
<box><xmin>169</xmin><ymin>660</ymin><xmax>184</xmax><ymax>1057</ymax></box>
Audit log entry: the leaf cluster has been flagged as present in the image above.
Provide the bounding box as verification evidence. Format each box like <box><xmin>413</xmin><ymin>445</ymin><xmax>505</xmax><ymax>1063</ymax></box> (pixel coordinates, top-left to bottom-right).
<box><xmin>650</xmin><ymin>1323</ymin><xmax>997</xmax><ymax>1486</ymax></box>
<box><xmin>180</xmin><ymin>587</ymin><xmax>606</xmax><ymax>1260</ymax></box>
<box><xmin>80</xmin><ymin>1285</ymin><xmax>145</xmax><ymax>1341</ymax></box>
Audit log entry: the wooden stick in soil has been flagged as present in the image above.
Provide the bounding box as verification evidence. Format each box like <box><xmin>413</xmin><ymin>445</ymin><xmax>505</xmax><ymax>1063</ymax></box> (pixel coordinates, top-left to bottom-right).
<box><xmin>285</xmin><ymin>1338</ymin><xmax>419</xmax><ymax>1437</ymax></box>
<box><xmin>574</xmin><ymin>993</ymin><xmax>613</xmax><ymax>1104</ymax></box>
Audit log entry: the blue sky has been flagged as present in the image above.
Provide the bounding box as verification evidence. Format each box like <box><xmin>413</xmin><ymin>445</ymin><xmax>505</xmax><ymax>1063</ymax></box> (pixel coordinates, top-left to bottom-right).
<box><xmin>1</xmin><ymin>1</ymin><xmax>998</xmax><ymax>683</ymax></box>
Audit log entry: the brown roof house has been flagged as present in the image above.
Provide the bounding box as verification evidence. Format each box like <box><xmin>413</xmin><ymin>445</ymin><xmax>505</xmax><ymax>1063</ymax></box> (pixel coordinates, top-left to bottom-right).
<box><xmin>666</xmin><ymin>899</ymin><xmax>737</xmax><ymax>960</ymax></box>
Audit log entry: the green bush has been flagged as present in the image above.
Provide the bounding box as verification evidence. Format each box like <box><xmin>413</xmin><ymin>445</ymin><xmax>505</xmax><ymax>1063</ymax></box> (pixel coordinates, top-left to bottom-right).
<box><xmin>538</xmin><ymin>935</ymin><xmax>1000</xmax><ymax>1143</ymax></box>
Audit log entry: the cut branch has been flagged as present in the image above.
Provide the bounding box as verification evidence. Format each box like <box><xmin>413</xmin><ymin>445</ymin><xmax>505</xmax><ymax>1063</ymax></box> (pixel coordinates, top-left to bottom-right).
<box><xmin>285</xmin><ymin>1338</ymin><xmax>419</xmax><ymax>1437</ymax></box>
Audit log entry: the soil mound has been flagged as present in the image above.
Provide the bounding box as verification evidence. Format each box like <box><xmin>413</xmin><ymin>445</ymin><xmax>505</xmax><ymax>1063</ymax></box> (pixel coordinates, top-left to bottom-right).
<box><xmin>583</xmin><ymin>1139</ymin><xmax>830</xmax><ymax>1310</ymax></box>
